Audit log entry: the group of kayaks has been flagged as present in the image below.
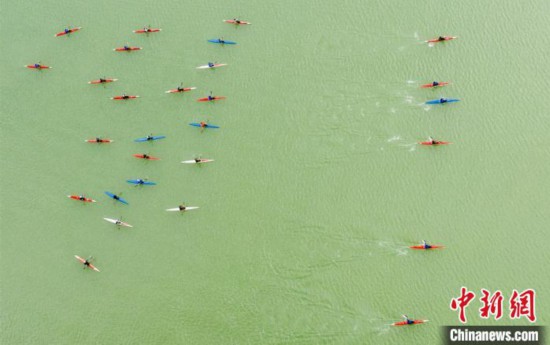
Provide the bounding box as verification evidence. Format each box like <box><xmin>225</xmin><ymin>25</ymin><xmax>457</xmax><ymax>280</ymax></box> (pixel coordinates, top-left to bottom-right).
<box><xmin>65</xmin><ymin>19</ymin><xmax>252</xmax><ymax>273</ymax></box>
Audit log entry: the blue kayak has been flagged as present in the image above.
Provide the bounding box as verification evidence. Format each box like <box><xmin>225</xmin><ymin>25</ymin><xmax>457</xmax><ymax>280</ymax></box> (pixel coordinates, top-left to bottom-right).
<box><xmin>189</xmin><ymin>123</ymin><xmax>220</xmax><ymax>129</ymax></box>
<box><xmin>126</xmin><ymin>179</ymin><xmax>157</xmax><ymax>186</ymax></box>
<box><xmin>425</xmin><ymin>98</ymin><xmax>460</xmax><ymax>105</ymax></box>
<box><xmin>208</xmin><ymin>39</ymin><xmax>237</xmax><ymax>45</ymax></box>
<box><xmin>134</xmin><ymin>135</ymin><xmax>166</xmax><ymax>142</ymax></box>
<box><xmin>105</xmin><ymin>191</ymin><xmax>129</xmax><ymax>205</ymax></box>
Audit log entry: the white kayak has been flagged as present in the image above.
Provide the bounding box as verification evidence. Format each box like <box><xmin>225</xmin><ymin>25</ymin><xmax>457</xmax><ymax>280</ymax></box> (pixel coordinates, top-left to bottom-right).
<box><xmin>196</xmin><ymin>63</ymin><xmax>227</xmax><ymax>69</ymax></box>
<box><xmin>166</xmin><ymin>206</ymin><xmax>199</xmax><ymax>212</ymax></box>
<box><xmin>103</xmin><ymin>217</ymin><xmax>133</xmax><ymax>227</ymax></box>
<box><xmin>181</xmin><ymin>159</ymin><xmax>214</xmax><ymax>164</ymax></box>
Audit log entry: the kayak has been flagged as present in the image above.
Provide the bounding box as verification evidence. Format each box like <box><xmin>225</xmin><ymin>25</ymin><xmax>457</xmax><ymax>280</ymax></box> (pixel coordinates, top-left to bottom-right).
<box><xmin>111</xmin><ymin>95</ymin><xmax>139</xmax><ymax>100</ymax></box>
<box><xmin>86</xmin><ymin>138</ymin><xmax>113</xmax><ymax>143</ymax></box>
<box><xmin>197</xmin><ymin>96</ymin><xmax>226</xmax><ymax>102</ymax></box>
<box><xmin>419</xmin><ymin>141</ymin><xmax>451</xmax><ymax>146</ymax></box>
<box><xmin>133</xmin><ymin>28</ymin><xmax>161</xmax><ymax>33</ymax></box>
<box><xmin>55</xmin><ymin>27</ymin><xmax>82</xmax><ymax>37</ymax></box>
<box><xmin>224</xmin><ymin>19</ymin><xmax>251</xmax><ymax>25</ymax></box>
<box><xmin>104</xmin><ymin>191</ymin><xmax>129</xmax><ymax>205</ymax></box>
<box><xmin>189</xmin><ymin>123</ymin><xmax>220</xmax><ymax>129</ymax></box>
<box><xmin>425</xmin><ymin>98</ymin><xmax>459</xmax><ymax>105</ymax></box>
<box><xmin>88</xmin><ymin>78</ymin><xmax>118</xmax><ymax>84</ymax></box>
<box><xmin>410</xmin><ymin>245</ymin><xmax>445</xmax><ymax>250</ymax></box>
<box><xmin>208</xmin><ymin>39</ymin><xmax>237</xmax><ymax>45</ymax></box>
<box><xmin>114</xmin><ymin>46</ymin><xmax>142</xmax><ymax>51</ymax></box>
<box><xmin>165</xmin><ymin>87</ymin><xmax>196</xmax><ymax>94</ymax></box>
<box><xmin>103</xmin><ymin>218</ymin><xmax>133</xmax><ymax>228</ymax></box>
<box><xmin>74</xmin><ymin>255</ymin><xmax>100</xmax><ymax>272</ymax></box>
<box><xmin>420</xmin><ymin>82</ymin><xmax>449</xmax><ymax>88</ymax></box>
<box><xmin>392</xmin><ymin>319</ymin><xmax>428</xmax><ymax>326</ymax></box>
<box><xmin>126</xmin><ymin>179</ymin><xmax>157</xmax><ymax>186</ymax></box>
<box><xmin>181</xmin><ymin>159</ymin><xmax>214</xmax><ymax>164</ymax></box>
<box><xmin>25</xmin><ymin>64</ymin><xmax>51</xmax><ymax>69</ymax></box>
<box><xmin>196</xmin><ymin>63</ymin><xmax>227</xmax><ymax>69</ymax></box>
<box><xmin>133</xmin><ymin>153</ymin><xmax>160</xmax><ymax>160</ymax></box>
<box><xmin>67</xmin><ymin>195</ymin><xmax>96</xmax><ymax>203</ymax></box>
<box><xmin>426</xmin><ymin>36</ymin><xmax>457</xmax><ymax>43</ymax></box>
<box><xmin>134</xmin><ymin>135</ymin><xmax>166</xmax><ymax>142</ymax></box>
<box><xmin>166</xmin><ymin>206</ymin><xmax>199</xmax><ymax>212</ymax></box>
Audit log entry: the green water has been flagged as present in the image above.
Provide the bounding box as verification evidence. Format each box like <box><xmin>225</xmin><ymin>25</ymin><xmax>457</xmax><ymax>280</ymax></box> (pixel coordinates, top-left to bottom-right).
<box><xmin>2</xmin><ymin>0</ymin><xmax>549</xmax><ymax>344</ymax></box>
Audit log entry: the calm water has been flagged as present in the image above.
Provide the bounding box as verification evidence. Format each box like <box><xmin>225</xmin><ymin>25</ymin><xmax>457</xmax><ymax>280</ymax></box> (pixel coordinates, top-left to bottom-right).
<box><xmin>2</xmin><ymin>0</ymin><xmax>549</xmax><ymax>344</ymax></box>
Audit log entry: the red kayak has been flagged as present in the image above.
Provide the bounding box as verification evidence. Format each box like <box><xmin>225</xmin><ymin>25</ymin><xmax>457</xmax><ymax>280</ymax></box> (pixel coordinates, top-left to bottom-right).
<box><xmin>111</xmin><ymin>95</ymin><xmax>139</xmax><ymax>100</ymax></box>
<box><xmin>392</xmin><ymin>319</ymin><xmax>428</xmax><ymax>326</ymax></box>
<box><xmin>420</xmin><ymin>81</ymin><xmax>449</xmax><ymax>88</ymax></box>
<box><xmin>25</xmin><ymin>64</ymin><xmax>51</xmax><ymax>70</ymax></box>
<box><xmin>197</xmin><ymin>96</ymin><xmax>226</xmax><ymax>102</ymax></box>
<box><xmin>165</xmin><ymin>86</ymin><xmax>196</xmax><ymax>94</ymax></box>
<box><xmin>114</xmin><ymin>46</ymin><xmax>142</xmax><ymax>51</ymax></box>
<box><xmin>88</xmin><ymin>78</ymin><xmax>117</xmax><ymax>84</ymax></box>
<box><xmin>410</xmin><ymin>245</ymin><xmax>445</xmax><ymax>250</ymax></box>
<box><xmin>55</xmin><ymin>27</ymin><xmax>82</xmax><ymax>37</ymax></box>
<box><xmin>68</xmin><ymin>195</ymin><xmax>96</xmax><ymax>203</ymax></box>
<box><xmin>133</xmin><ymin>28</ymin><xmax>161</xmax><ymax>33</ymax></box>
<box><xmin>86</xmin><ymin>138</ymin><xmax>113</xmax><ymax>143</ymax></box>
<box><xmin>133</xmin><ymin>154</ymin><xmax>160</xmax><ymax>160</ymax></box>
<box><xmin>426</xmin><ymin>36</ymin><xmax>457</xmax><ymax>43</ymax></box>
<box><xmin>74</xmin><ymin>255</ymin><xmax>100</xmax><ymax>272</ymax></box>
<box><xmin>224</xmin><ymin>19</ymin><xmax>251</xmax><ymax>25</ymax></box>
<box><xmin>419</xmin><ymin>141</ymin><xmax>451</xmax><ymax>146</ymax></box>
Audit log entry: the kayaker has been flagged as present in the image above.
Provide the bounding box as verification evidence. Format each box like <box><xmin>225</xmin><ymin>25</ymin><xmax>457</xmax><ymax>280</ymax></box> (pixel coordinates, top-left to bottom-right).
<box><xmin>64</xmin><ymin>28</ymin><xmax>70</xmax><ymax>34</ymax></box>
<box><xmin>142</xmin><ymin>154</ymin><xmax>150</xmax><ymax>159</ymax></box>
<box><xmin>200</xmin><ymin>121</ymin><xmax>207</xmax><ymax>128</ymax></box>
<box><xmin>438</xmin><ymin>36</ymin><xmax>446</xmax><ymax>41</ymax></box>
<box><xmin>144</xmin><ymin>26</ymin><xmax>150</xmax><ymax>33</ymax></box>
<box><xmin>422</xmin><ymin>240</ymin><xmax>433</xmax><ymax>249</ymax></box>
<box><xmin>146</xmin><ymin>134</ymin><xmax>154</xmax><ymax>141</ymax></box>
<box><xmin>34</xmin><ymin>63</ymin><xmax>41</xmax><ymax>68</ymax></box>
<box><xmin>122</xmin><ymin>93</ymin><xmax>129</xmax><ymax>100</ymax></box>
<box><xmin>234</xmin><ymin>19</ymin><xmax>241</xmax><ymax>24</ymax></box>
<box><xmin>208</xmin><ymin>94</ymin><xmax>214</xmax><ymax>101</ymax></box>
<box><xmin>428</xmin><ymin>137</ymin><xmax>438</xmax><ymax>145</ymax></box>
<box><xmin>219</xmin><ymin>37</ymin><xmax>225</xmax><ymax>44</ymax></box>
<box><xmin>208</xmin><ymin>62</ymin><xmax>215</xmax><ymax>68</ymax></box>
<box><xmin>194</xmin><ymin>157</ymin><xmax>202</xmax><ymax>163</ymax></box>
<box><xmin>82</xmin><ymin>257</ymin><xmax>93</xmax><ymax>268</ymax></box>
<box><xmin>95</xmin><ymin>137</ymin><xmax>102</xmax><ymax>142</ymax></box>
<box><xmin>79</xmin><ymin>195</ymin><xmax>86</xmax><ymax>201</ymax></box>
<box><xmin>99</xmin><ymin>78</ymin><xmax>106</xmax><ymax>83</ymax></box>
<box><xmin>178</xmin><ymin>204</ymin><xmax>186</xmax><ymax>211</ymax></box>
<box><xmin>136</xmin><ymin>179</ymin><xmax>145</xmax><ymax>185</ymax></box>
<box><xmin>177</xmin><ymin>85</ymin><xmax>184</xmax><ymax>92</ymax></box>
<box><xmin>115</xmin><ymin>220</ymin><xmax>122</xmax><ymax>225</ymax></box>
<box><xmin>124</xmin><ymin>45</ymin><xmax>130</xmax><ymax>50</ymax></box>
<box><xmin>439</xmin><ymin>98</ymin><xmax>447</xmax><ymax>103</ymax></box>
<box><xmin>432</xmin><ymin>81</ymin><xmax>439</xmax><ymax>87</ymax></box>
<box><xmin>402</xmin><ymin>315</ymin><xmax>414</xmax><ymax>325</ymax></box>
<box><xmin>112</xmin><ymin>194</ymin><xmax>120</xmax><ymax>200</ymax></box>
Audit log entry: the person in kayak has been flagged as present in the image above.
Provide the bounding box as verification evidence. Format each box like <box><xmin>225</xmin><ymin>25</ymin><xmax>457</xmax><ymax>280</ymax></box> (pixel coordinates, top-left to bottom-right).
<box><xmin>79</xmin><ymin>195</ymin><xmax>86</xmax><ymax>201</ymax></box>
<box><xmin>123</xmin><ymin>45</ymin><xmax>130</xmax><ymax>51</ymax></box>
<box><xmin>95</xmin><ymin>137</ymin><xmax>103</xmax><ymax>142</ymax></box>
<box><xmin>207</xmin><ymin>92</ymin><xmax>215</xmax><ymax>101</ymax></box>
<box><xmin>428</xmin><ymin>137</ymin><xmax>438</xmax><ymax>145</ymax></box>
<box><xmin>234</xmin><ymin>19</ymin><xmax>241</xmax><ymax>24</ymax></box>
<box><xmin>115</xmin><ymin>219</ymin><xmax>122</xmax><ymax>225</ymax></box>
<box><xmin>438</xmin><ymin>36</ymin><xmax>446</xmax><ymax>41</ymax></box>
<box><xmin>218</xmin><ymin>37</ymin><xmax>225</xmax><ymax>44</ymax></box>
<box><xmin>136</xmin><ymin>179</ymin><xmax>146</xmax><ymax>185</ymax></box>
<box><xmin>112</xmin><ymin>194</ymin><xmax>120</xmax><ymax>200</ymax></box>
<box><xmin>99</xmin><ymin>78</ymin><xmax>107</xmax><ymax>83</ymax></box>
<box><xmin>194</xmin><ymin>157</ymin><xmax>202</xmax><ymax>163</ymax></box>
<box><xmin>146</xmin><ymin>134</ymin><xmax>154</xmax><ymax>141</ymax></box>
<box><xmin>64</xmin><ymin>28</ymin><xmax>71</xmax><ymax>34</ymax></box>
<box><xmin>432</xmin><ymin>81</ymin><xmax>440</xmax><ymax>87</ymax></box>
<box><xmin>402</xmin><ymin>315</ymin><xmax>415</xmax><ymax>325</ymax></box>
<box><xmin>144</xmin><ymin>26</ymin><xmax>151</xmax><ymax>33</ymax></box>
<box><xmin>200</xmin><ymin>121</ymin><xmax>208</xmax><ymax>128</ymax></box>
<box><xmin>142</xmin><ymin>154</ymin><xmax>150</xmax><ymax>159</ymax></box>
<box><xmin>178</xmin><ymin>204</ymin><xmax>186</xmax><ymax>211</ymax></box>
<box><xmin>34</xmin><ymin>63</ymin><xmax>41</xmax><ymax>68</ymax></box>
<box><xmin>439</xmin><ymin>98</ymin><xmax>447</xmax><ymax>103</ymax></box>
<box><xmin>122</xmin><ymin>93</ymin><xmax>130</xmax><ymax>100</ymax></box>
<box><xmin>208</xmin><ymin>62</ymin><xmax>215</xmax><ymax>68</ymax></box>
<box><xmin>177</xmin><ymin>84</ymin><xmax>185</xmax><ymax>92</ymax></box>
<box><xmin>421</xmin><ymin>240</ymin><xmax>433</xmax><ymax>249</ymax></box>
<box><xmin>82</xmin><ymin>257</ymin><xmax>93</xmax><ymax>269</ymax></box>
